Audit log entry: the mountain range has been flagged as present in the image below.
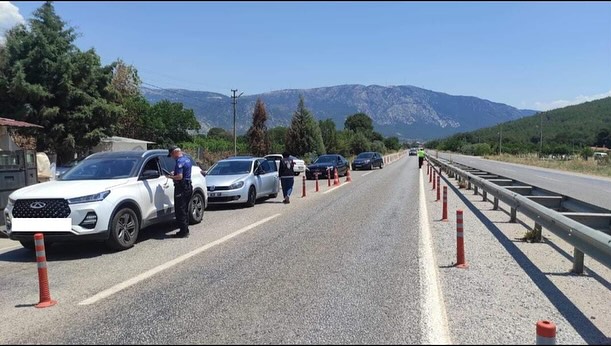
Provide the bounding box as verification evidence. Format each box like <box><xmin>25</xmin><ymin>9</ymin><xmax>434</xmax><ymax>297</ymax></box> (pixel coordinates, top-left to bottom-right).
<box><xmin>141</xmin><ymin>84</ymin><xmax>537</xmax><ymax>140</ymax></box>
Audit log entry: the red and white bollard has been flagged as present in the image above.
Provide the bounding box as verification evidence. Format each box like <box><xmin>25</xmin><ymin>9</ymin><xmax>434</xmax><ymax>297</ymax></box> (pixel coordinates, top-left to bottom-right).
<box><xmin>34</xmin><ymin>233</ymin><xmax>57</xmax><ymax>308</ymax></box>
<box><xmin>442</xmin><ymin>186</ymin><xmax>448</xmax><ymax>221</ymax></box>
<box><xmin>315</xmin><ymin>173</ymin><xmax>319</xmax><ymax>192</ymax></box>
<box><xmin>302</xmin><ymin>175</ymin><xmax>306</xmax><ymax>198</ymax></box>
<box><xmin>432</xmin><ymin>170</ymin><xmax>436</xmax><ymax>189</ymax></box>
<box><xmin>455</xmin><ymin>210</ymin><xmax>467</xmax><ymax>268</ymax></box>
<box><xmin>536</xmin><ymin>320</ymin><xmax>556</xmax><ymax>345</ymax></box>
<box><xmin>436</xmin><ymin>175</ymin><xmax>441</xmax><ymax>201</ymax></box>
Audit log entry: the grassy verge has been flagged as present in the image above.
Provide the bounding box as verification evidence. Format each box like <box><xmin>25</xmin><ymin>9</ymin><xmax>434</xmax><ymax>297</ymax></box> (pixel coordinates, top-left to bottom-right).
<box><xmin>481</xmin><ymin>153</ymin><xmax>611</xmax><ymax>178</ymax></box>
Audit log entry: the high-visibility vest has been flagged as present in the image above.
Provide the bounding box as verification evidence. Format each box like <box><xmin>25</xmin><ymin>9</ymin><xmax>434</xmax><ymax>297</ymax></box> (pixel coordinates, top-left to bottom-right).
<box><xmin>417</xmin><ymin>150</ymin><xmax>425</xmax><ymax>158</ymax></box>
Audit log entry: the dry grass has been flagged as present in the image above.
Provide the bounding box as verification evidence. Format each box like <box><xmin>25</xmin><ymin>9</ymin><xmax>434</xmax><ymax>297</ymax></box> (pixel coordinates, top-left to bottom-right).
<box><xmin>482</xmin><ymin>153</ymin><xmax>611</xmax><ymax>178</ymax></box>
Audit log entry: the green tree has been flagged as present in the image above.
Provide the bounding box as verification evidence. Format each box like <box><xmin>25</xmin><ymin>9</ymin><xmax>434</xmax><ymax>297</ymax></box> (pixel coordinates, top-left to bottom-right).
<box><xmin>350</xmin><ymin>131</ymin><xmax>371</xmax><ymax>155</ymax></box>
<box><xmin>595</xmin><ymin>128</ymin><xmax>610</xmax><ymax>148</ymax></box>
<box><xmin>383</xmin><ymin>136</ymin><xmax>401</xmax><ymax>151</ymax></box>
<box><xmin>581</xmin><ymin>146</ymin><xmax>594</xmax><ymax>160</ymax></box>
<box><xmin>268</xmin><ymin>126</ymin><xmax>287</xmax><ymax>153</ymax></box>
<box><xmin>146</xmin><ymin>100</ymin><xmax>200</xmax><ymax>147</ymax></box>
<box><xmin>319</xmin><ymin>118</ymin><xmax>338</xmax><ymax>153</ymax></box>
<box><xmin>208</xmin><ymin>127</ymin><xmax>231</xmax><ymax>140</ymax></box>
<box><xmin>246</xmin><ymin>98</ymin><xmax>271</xmax><ymax>156</ymax></box>
<box><xmin>285</xmin><ymin>96</ymin><xmax>325</xmax><ymax>156</ymax></box>
<box><xmin>345</xmin><ymin>113</ymin><xmax>374</xmax><ymax>134</ymax></box>
<box><xmin>0</xmin><ymin>1</ymin><xmax>124</xmax><ymax>163</ymax></box>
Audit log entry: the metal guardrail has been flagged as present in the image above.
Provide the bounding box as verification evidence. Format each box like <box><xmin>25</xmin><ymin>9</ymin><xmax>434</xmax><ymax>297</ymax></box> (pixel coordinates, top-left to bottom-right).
<box><xmin>426</xmin><ymin>155</ymin><xmax>611</xmax><ymax>273</ymax></box>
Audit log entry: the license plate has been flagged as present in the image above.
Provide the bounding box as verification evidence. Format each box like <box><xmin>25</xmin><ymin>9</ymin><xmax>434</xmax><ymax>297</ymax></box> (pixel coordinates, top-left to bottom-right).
<box><xmin>12</xmin><ymin>218</ymin><xmax>72</xmax><ymax>233</ymax></box>
<box><xmin>209</xmin><ymin>192</ymin><xmax>221</xmax><ymax>197</ymax></box>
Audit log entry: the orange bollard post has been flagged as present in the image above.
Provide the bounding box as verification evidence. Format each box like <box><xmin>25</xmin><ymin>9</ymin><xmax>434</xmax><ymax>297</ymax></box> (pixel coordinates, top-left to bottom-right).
<box><xmin>536</xmin><ymin>320</ymin><xmax>556</xmax><ymax>345</ymax></box>
<box><xmin>34</xmin><ymin>233</ymin><xmax>57</xmax><ymax>308</ymax></box>
<box><xmin>333</xmin><ymin>168</ymin><xmax>340</xmax><ymax>186</ymax></box>
<box><xmin>442</xmin><ymin>186</ymin><xmax>448</xmax><ymax>221</ymax></box>
<box><xmin>455</xmin><ymin>210</ymin><xmax>468</xmax><ymax>268</ymax></box>
<box><xmin>315</xmin><ymin>173</ymin><xmax>319</xmax><ymax>192</ymax></box>
<box><xmin>346</xmin><ymin>168</ymin><xmax>352</xmax><ymax>182</ymax></box>
<box><xmin>436</xmin><ymin>175</ymin><xmax>441</xmax><ymax>201</ymax></box>
<box><xmin>302</xmin><ymin>175</ymin><xmax>306</xmax><ymax>198</ymax></box>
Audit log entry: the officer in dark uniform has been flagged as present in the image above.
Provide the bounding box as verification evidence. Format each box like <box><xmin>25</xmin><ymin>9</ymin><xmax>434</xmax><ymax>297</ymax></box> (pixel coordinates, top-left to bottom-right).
<box><xmin>166</xmin><ymin>146</ymin><xmax>193</xmax><ymax>238</ymax></box>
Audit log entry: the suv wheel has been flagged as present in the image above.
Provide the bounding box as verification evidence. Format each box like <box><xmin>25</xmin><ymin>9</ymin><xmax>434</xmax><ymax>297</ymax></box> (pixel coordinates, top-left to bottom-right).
<box><xmin>189</xmin><ymin>191</ymin><xmax>205</xmax><ymax>225</ymax></box>
<box><xmin>106</xmin><ymin>207</ymin><xmax>140</xmax><ymax>251</ymax></box>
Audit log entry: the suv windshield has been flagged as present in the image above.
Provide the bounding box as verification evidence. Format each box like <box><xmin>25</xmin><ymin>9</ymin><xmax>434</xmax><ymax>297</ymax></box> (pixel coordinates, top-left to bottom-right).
<box><xmin>60</xmin><ymin>157</ymin><xmax>140</xmax><ymax>180</ymax></box>
<box><xmin>208</xmin><ymin>160</ymin><xmax>253</xmax><ymax>175</ymax></box>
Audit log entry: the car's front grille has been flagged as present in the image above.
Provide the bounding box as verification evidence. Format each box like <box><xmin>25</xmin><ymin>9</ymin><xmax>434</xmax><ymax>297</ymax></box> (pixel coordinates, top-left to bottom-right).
<box><xmin>207</xmin><ymin>186</ymin><xmax>230</xmax><ymax>191</ymax></box>
<box><xmin>13</xmin><ymin>199</ymin><xmax>71</xmax><ymax>218</ymax></box>
<box><xmin>209</xmin><ymin>196</ymin><xmax>241</xmax><ymax>202</ymax></box>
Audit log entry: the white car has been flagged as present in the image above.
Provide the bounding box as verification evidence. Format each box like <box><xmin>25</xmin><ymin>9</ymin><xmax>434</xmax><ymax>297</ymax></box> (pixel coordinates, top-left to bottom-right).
<box><xmin>264</xmin><ymin>154</ymin><xmax>306</xmax><ymax>176</ymax></box>
<box><xmin>3</xmin><ymin>149</ymin><xmax>207</xmax><ymax>251</ymax></box>
<box><xmin>205</xmin><ymin>157</ymin><xmax>279</xmax><ymax>206</ymax></box>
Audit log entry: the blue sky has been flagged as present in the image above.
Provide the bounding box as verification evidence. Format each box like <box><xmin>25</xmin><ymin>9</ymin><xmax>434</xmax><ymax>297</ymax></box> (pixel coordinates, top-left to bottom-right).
<box><xmin>3</xmin><ymin>1</ymin><xmax>611</xmax><ymax>111</ymax></box>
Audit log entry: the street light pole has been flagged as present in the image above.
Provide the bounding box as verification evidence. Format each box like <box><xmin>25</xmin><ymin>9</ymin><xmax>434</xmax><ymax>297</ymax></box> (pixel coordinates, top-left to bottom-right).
<box><xmin>231</xmin><ymin>89</ymin><xmax>244</xmax><ymax>156</ymax></box>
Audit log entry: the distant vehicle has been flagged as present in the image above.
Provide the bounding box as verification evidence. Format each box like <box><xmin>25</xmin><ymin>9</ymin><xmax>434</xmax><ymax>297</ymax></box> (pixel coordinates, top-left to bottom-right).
<box><xmin>264</xmin><ymin>154</ymin><xmax>306</xmax><ymax>176</ymax></box>
<box><xmin>306</xmin><ymin>154</ymin><xmax>349</xmax><ymax>179</ymax></box>
<box><xmin>351</xmin><ymin>151</ymin><xmax>384</xmax><ymax>170</ymax></box>
<box><xmin>409</xmin><ymin>148</ymin><xmax>418</xmax><ymax>156</ymax></box>
<box><xmin>4</xmin><ymin>149</ymin><xmax>207</xmax><ymax>251</ymax></box>
<box><xmin>55</xmin><ymin>158</ymin><xmax>84</xmax><ymax>178</ymax></box>
<box><xmin>593</xmin><ymin>152</ymin><xmax>608</xmax><ymax>160</ymax></box>
<box><xmin>205</xmin><ymin>157</ymin><xmax>279</xmax><ymax>207</ymax></box>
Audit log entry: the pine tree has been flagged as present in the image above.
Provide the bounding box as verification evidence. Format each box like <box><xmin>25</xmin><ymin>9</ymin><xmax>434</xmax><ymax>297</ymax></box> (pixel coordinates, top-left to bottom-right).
<box><xmin>246</xmin><ymin>98</ymin><xmax>271</xmax><ymax>156</ymax></box>
<box><xmin>285</xmin><ymin>96</ymin><xmax>325</xmax><ymax>157</ymax></box>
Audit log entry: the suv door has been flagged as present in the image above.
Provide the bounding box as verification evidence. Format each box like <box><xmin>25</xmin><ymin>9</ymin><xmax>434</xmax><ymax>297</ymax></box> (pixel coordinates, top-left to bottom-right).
<box><xmin>138</xmin><ymin>156</ymin><xmax>173</xmax><ymax>224</ymax></box>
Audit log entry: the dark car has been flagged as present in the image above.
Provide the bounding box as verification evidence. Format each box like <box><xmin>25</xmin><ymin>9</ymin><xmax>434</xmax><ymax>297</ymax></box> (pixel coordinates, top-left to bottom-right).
<box><xmin>306</xmin><ymin>154</ymin><xmax>349</xmax><ymax>180</ymax></box>
<box><xmin>351</xmin><ymin>151</ymin><xmax>384</xmax><ymax>170</ymax></box>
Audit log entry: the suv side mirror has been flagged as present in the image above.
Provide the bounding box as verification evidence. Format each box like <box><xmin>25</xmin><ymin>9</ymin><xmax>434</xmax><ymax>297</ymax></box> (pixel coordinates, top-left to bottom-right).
<box><xmin>141</xmin><ymin>169</ymin><xmax>160</xmax><ymax>180</ymax></box>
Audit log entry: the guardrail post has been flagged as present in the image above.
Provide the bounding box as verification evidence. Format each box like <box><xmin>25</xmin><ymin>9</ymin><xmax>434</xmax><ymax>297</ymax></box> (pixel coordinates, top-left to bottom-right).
<box><xmin>533</xmin><ymin>222</ymin><xmax>542</xmax><ymax>242</ymax></box>
<box><xmin>572</xmin><ymin>248</ymin><xmax>585</xmax><ymax>274</ymax></box>
<box><xmin>302</xmin><ymin>175</ymin><xmax>306</xmax><ymax>198</ymax></box>
<box><xmin>315</xmin><ymin>173</ymin><xmax>319</xmax><ymax>192</ymax></box>
<box><xmin>474</xmin><ymin>185</ymin><xmax>478</xmax><ymax>195</ymax></box>
<box><xmin>510</xmin><ymin>207</ymin><xmax>517</xmax><ymax>223</ymax></box>
<box><xmin>482</xmin><ymin>190</ymin><xmax>487</xmax><ymax>202</ymax></box>
<box><xmin>467</xmin><ymin>180</ymin><xmax>472</xmax><ymax>190</ymax></box>
<box><xmin>493</xmin><ymin>197</ymin><xmax>499</xmax><ymax>210</ymax></box>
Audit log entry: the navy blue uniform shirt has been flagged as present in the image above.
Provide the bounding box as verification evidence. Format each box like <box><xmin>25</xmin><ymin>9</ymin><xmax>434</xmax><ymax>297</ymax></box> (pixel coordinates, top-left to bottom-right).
<box><xmin>174</xmin><ymin>155</ymin><xmax>192</xmax><ymax>181</ymax></box>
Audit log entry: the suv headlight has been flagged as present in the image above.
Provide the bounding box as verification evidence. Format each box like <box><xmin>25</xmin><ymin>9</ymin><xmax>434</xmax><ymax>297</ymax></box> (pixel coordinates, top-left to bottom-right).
<box><xmin>7</xmin><ymin>197</ymin><xmax>15</xmax><ymax>206</ymax></box>
<box><xmin>67</xmin><ymin>191</ymin><xmax>111</xmax><ymax>204</ymax></box>
<box><xmin>230</xmin><ymin>181</ymin><xmax>244</xmax><ymax>189</ymax></box>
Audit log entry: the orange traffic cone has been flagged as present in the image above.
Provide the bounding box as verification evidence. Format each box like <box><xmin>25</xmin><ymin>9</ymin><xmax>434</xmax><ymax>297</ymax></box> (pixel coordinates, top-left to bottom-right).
<box><xmin>333</xmin><ymin>167</ymin><xmax>340</xmax><ymax>185</ymax></box>
<box><xmin>346</xmin><ymin>168</ymin><xmax>352</xmax><ymax>182</ymax></box>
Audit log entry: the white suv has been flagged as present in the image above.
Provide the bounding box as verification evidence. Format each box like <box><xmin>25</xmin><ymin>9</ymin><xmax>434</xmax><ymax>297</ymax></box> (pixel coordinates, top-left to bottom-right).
<box><xmin>3</xmin><ymin>149</ymin><xmax>207</xmax><ymax>251</ymax></box>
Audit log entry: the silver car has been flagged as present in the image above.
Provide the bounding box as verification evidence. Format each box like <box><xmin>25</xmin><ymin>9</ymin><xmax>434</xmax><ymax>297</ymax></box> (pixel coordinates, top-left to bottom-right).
<box><xmin>205</xmin><ymin>157</ymin><xmax>279</xmax><ymax>207</ymax></box>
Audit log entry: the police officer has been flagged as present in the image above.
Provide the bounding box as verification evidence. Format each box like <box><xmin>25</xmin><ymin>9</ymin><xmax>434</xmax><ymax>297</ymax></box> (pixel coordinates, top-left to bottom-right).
<box><xmin>166</xmin><ymin>146</ymin><xmax>192</xmax><ymax>238</ymax></box>
<box><xmin>417</xmin><ymin>147</ymin><xmax>426</xmax><ymax>169</ymax></box>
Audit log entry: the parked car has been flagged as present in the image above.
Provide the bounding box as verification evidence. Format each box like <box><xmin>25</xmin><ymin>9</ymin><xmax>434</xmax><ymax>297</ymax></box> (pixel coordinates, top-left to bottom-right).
<box><xmin>205</xmin><ymin>157</ymin><xmax>279</xmax><ymax>207</ymax></box>
<box><xmin>351</xmin><ymin>151</ymin><xmax>384</xmax><ymax>170</ymax></box>
<box><xmin>305</xmin><ymin>154</ymin><xmax>349</xmax><ymax>180</ymax></box>
<box><xmin>409</xmin><ymin>148</ymin><xmax>418</xmax><ymax>156</ymax></box>
<box><xmin>4</xmin><ymin>149</ymin><xmax>207</xmax><ymax>251</ymax></box>
<box><xmin>264</xmin><ymin>154</ymin><xmax>306</xmax><ymax>176</ymax></box>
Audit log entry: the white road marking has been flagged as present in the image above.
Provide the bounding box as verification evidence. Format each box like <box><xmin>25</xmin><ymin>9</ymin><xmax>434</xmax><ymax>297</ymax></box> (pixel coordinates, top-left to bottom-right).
<box><xmin>419</xmin><ymin>170</ymin><xmax>452</xmax><ymax>344</ymax></box>
<box><xmin>536</xmin><ymin>175</ymin><xmax>561</xmax><ymax>182</ymax></box>
<box><xmin>361</xmin><ymin>171</ymin><xmax>373</xmax><ymax>177</ymax></box>
<box><xmin>323</xmin><ymin>181</ymin><xmax>350</xmax><ymax>194</ymax></box>
<box><xmin>79</xmin><ymin>214</ymin><xmax>281</xmax><ymax>306</ymax></box>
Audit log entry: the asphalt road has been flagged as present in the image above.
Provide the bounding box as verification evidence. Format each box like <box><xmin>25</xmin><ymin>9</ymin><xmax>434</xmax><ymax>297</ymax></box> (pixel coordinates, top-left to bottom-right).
<box><xmin>0</xmin><ymin>154</ymin><xmax>427</xmax><ymax>344</ymax></box>
<box><xmin>433</xmin><ymin>151</ymin><xmax>611</xmax><ymax>209</ymax></box>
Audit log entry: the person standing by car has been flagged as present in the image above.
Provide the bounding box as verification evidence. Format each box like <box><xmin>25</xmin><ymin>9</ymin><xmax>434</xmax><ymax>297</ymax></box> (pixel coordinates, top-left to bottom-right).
<box><xmin>278</xmin><ymin>151</ymin><xmax>295</xmax><ymax>204</ymax></box>
<box><xmin>166</xmin><ymin>146</ymin><xmax>192</xmax><ymax>238</ymax></box>
<box><xmin>418</xmin><ymin>148</ymin><xmax>426</xmax><ymax>169</ymax></box>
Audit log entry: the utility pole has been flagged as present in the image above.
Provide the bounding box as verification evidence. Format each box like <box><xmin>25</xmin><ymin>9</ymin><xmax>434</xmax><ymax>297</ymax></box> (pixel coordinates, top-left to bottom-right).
<box><xmin>231</xmin><ymin>89</ymin><xmax>244</xmax><ymax>156</ymax></box>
